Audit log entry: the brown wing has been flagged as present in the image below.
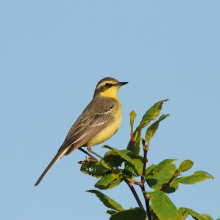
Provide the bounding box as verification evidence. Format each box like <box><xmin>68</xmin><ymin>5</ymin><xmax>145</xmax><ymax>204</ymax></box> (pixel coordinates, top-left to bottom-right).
<box><xmin>59</xmin><ymin>103</ymin><xmax>115</xmax><ymax>155</ymax></box>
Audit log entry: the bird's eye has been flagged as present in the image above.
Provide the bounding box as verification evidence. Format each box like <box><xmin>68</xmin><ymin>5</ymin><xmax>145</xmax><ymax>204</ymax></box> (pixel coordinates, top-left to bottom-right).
<box><xmin>105</xmin><ymin>83</ymin><xmax>111</xmax><ymax>87</ymax></box>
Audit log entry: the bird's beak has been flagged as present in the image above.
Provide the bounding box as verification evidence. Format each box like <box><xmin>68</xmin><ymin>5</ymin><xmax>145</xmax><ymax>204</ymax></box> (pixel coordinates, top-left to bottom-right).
<box><xmin>118</xmin><ymin>82</ymin><xmax>128</xmax><ymax>86</ymax></box>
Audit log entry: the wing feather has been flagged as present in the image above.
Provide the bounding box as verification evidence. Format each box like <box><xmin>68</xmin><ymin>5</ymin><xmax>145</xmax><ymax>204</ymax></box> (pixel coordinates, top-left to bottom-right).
<box><xmin>59</xmin><ymin>103</ymin><xmax>114</xmax><ymax>154</ymax></box>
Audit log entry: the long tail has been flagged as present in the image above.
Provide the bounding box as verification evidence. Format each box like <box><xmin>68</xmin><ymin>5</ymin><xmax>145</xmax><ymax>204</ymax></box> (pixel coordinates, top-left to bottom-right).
<box><xmin>34</xmin><ymin>150</ymin><xmax>67</xmax><ymax>186</ymax></box>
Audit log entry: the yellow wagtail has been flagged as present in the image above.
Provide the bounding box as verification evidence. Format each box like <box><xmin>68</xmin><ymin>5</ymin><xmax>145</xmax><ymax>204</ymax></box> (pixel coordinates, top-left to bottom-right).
<box><xmin>35</xmin><ymin>77</ymin><xmax>128</xmax><ymax>186</ymax></box>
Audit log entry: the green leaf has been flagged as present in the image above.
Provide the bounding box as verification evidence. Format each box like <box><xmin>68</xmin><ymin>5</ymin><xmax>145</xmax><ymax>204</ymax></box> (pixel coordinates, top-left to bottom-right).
<box><xmin>200</xmin><ymin>214</ymin><xmax>213</xmax><ymax>220</ymax></box>
<box><xmin>103</xmin><ymin>145</ymin><xmax>142</xmax><ymax>175</ymax></box>
<box><xmin>127</xmin><ymin>152</ymin><xmax>145</xmax><ymax>163</ymax></box>
<box><xmin>145</xmin><ymin>164</ymin><xmax>157</xmax><ymax>177</ymax></box>
<box><xmin>194</xmin><ymin>171</ymin><xmax>214</xmax><ymax>179</ymax></box>
<box><xmin>136</xmin><ymin>99</ymin><xmax>169</xmax><ymax>131</ymax></box>
<box><xmin>110</xmin><ymin>208</ymin><xmax>146</xmax><ymax>220</ymax></box>
<box><xmin>95</xmin><ymin>173</ymin><xmax>122</xmax><ymax>190</ymax></box>
<box><xmin>150</xmin><ymin>206</ymin><xmax>159</xmax><ymax>220</ymax></box>
<box><xmin>146</xmin><ymin>164</ymin><xmax>177</xmax><ymax>191</ymax></box>
<box><xmin>103</xmin><ymin>150</ymin><xmax>130</xmax><ymax>167</ymax></box>
<box><xmin>147</xmin><ymin>159</ymin><xmax>177</xmax><ymax>177</ymax></box>
<box><xmin>130</xmin><ymin>110</ymin><xmax>137</xmax><ymax>125</ymax></box>
<box><xmin>100</xmin><ymin>159</ymin><xmax>112</xmax><ymax>170</ymax></box>
<box><xmin>133</xmin><ymin>131</ymin><xmax>142</xmax><ymax>154</ymax></box>
<box><xmin>104</xmin><ymin>149</ymin><xmax>144</xmax><ymax>164</ymax></box>
<box><xmin>178</xmin><ymin>171</ymin><xmax>214</xmax><ymax>184</ymax></box>
<box><xmin>107</xmin><ymin>210</ymin><xmax>118</xmax><ymax>215</ymax></box>
<box><xmin>147</xmin><ymin>191</ymin><xmax>178</xmax><ymax>220</ymax></box>
<box><xmin>128</xmin><ymin>100</ymin><xmax>169</xmax><ymax>154</ymax></box>
<box><xmin>146</xmin><ymin>160</ymin><xmax>177</xmax><ymax>192</ymax></box>
<box><xmin>80</xmin><ymin>160</ymin><xmax>110</xmax><ymax>178</ymax></box>
<box><xmin>123</xmin><ymin>158</ymin><xmax>143</xmax><ymax>178</ymax></box>
<box><xmin>178</xmin><ymin>160</ymin><xmax>194</xmax><ymax>172</ymax></box>
<box><xmin>127</xmin><ymin>130</ymin><xmax>142</xmax><ymax>154</ymax></box>
<box><xmin>145</xmin><ymin>114</ymin><xmax>170</xmax><ymax>145</ymax></box>
<box><xmin>86</xmin><ymin>190</ymin><xmax>124</xmax><ymax>211</ymax></box>
<box><xmin>179</xmin><ymin>208</ymin><xmax>207</xmax><ymax>220</ymax></box>
<box><xmin>175</xmin><ymin>207</ymin><xmax>189</xmax><ymax>220</ymax></box>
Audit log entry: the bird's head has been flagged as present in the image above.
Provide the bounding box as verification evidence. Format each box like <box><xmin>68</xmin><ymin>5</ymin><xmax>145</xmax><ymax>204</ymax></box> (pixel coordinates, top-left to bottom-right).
<box><xmin>94</xmin><ymin>77</ymin><xmax>128</xmax><ymax>98</ymax></box>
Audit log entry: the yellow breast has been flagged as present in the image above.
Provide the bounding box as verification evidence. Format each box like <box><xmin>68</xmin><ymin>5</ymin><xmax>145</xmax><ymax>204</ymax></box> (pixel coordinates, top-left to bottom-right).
<box><xmin>87</xmin><ymin>100</ymin><xmax>122</xmax><ymax>146</ymax></box>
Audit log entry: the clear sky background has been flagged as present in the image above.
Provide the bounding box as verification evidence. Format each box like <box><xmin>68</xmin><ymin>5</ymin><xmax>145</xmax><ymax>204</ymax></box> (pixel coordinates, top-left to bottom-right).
<box><xmin>0</xmin><ymin>1</ymin><xmax>219</xmax><ymax>220</ymax></box>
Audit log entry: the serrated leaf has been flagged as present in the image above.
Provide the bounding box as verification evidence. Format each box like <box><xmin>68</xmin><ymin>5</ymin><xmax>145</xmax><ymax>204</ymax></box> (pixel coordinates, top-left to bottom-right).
<box><xmin>194</xmin><ymin>171</ymin><xmax>214</xmax><ymax>179</ymax></box>
<box><xmin>95</xmin><ymin>173</ymin><xmax>122</xmax><ymax>190</ymax></box>
<box><xmin>179</xmin><ymin>208</ymin><xmax>207</xmax><ymax>220</ymax></box>
<box><xmin>146</xmin><ymin>164</ymin><xmax>177</xmax><ymax>191</ymax></box>
<box><xmin>145</xmin><ymin>114</ymin><xmax>170</xmax><ymax>144</ymax></box>
<box><xmin>127</xmin><ymin>130</ymin><xmax>142</xmax><ymax>154</ymax></box>
<box><xmin>179</xmin><ymin>160</ymin><xmax>194</xmax><ymax>172</ymax></box>
<box><xmin>100</xmin><ymin>159</ymin><xmax>112</xmax><ymax>170</ymax></box>
<box><xmin>200</xmin><ymin>214</ymin><xmax>213</xmax><ymax>220</ymax></box>
<box><xmin>136</xmin><ymin>99</ymin><xmax>169</xmax><ymax>131</ymax></box>
<box><xmin>110</xmin><ymin>208</ymin><xmax>146</xmax><ymax>220</ymax></box>
<box><xmin>148</xmin><ymin>159</ymin><xmax>177</xmax><ymax>177</ymax></box>
<box><xmin>127</xmin><ymin>152</ymin><xmax>145</xmax><ymax>163</ymax></box>
<box><xmin>147</xmin><ymin>191</ymin><xmax>178</xmax><ymax>220</ymax></box>
<box><xmin>103</xmin><ymin>145</ymin><xmax>142</xmax><ymax>175</ymax></box>
<box><xmin>146</xmin><ymin>161</ymin><xmax>177</xmax><ymax>193</ymax></box>
<box><xmin>123</xmin><ymin>158</ymin><xmax>143</xmax><ymax>178</ymax></box>
<box><xmin>178</xmin><ymin>171</ymin><xmax>214</xmax><ymax>184</ymax></box>
<box><xmin>175</xmin><ymin>207</ymin><xmax>189</xmax><ymax>220</ymax></box>
<box><xmin>130</xmin><ymin>110</ymin><xmax>137</xmax><ymax>125</ymax></box>
<box><xmin>107</xmin><ymin>210</ymin><xmax>118</xmax><ymax>215</ymax></box>
<box><xmin>103</xmin><ymin>150</ymin><xmax>130</xmax><ymax>167</ymax></box>
<box><xmin>86</xmin><ymin>190</ymin><xmax>124</xmax><ymax>211</ymax></box>
<box><xmin>80</xmin><ymin>160</ymin><xmax>109</xmax><ymax>178</ymax></box>
<box><xmin>150</xmin><ymin>206</ymin><xmax>159</xmax><ymax>220</ymax></box>
<box><xmin>145</xmin><ymin>164</ymin><xmax>157</xmax><ymax>177</ymax></box>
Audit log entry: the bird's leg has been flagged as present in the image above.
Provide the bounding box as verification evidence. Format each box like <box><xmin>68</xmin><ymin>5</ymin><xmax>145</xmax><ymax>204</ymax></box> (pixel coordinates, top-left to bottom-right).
<box><xmin>78</xmin><ymin>147</ymin><xmax>97</xmax><ymax>161</ymax></box>
<box><xmin>87</xmin><ymin>146</ymin><xmax>103</xmax><ymax>159</ymax></box>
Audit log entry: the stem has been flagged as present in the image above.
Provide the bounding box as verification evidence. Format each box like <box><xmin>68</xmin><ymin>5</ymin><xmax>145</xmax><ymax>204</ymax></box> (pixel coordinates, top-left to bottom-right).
<box><xmin>130</xmin><ymin>118</ymin><xmax>136</xmax><ymax>152</ymax></box>
<box><xmin>131</xmin><ymin>136</ymin><xmax>135</xmax><ymax>152</ymax></box>
<box><xmin>124</xmin><ymin>180</ymin><xmax>144</xmax><ymax>210</ymax></box>
<box><xmin>130</xmin><ymin>128</ymin><xmax>135</xmax><ymax>152</ymax></box>
<box><xmin>133</xmin><ymin>181</ymin><xmax>144</xmax><ymax>187</ymax></box>
<box><xmin>131</xmin><ymin>123</ymin><xmax>134</xmax><ymax>139</ymax></box>
<box><xmin>141</xmin><ymin>184</ymin><xmax>151</xmax><ymax>220</ymax></box>
<box><xmin>140</xmin><ymin>139</ymin><xmax>151</xmax><ymax>220</ymax></box>
<box><xmin>141</xmin><ymin>145</ymin><xmax>147</xmax><ymax>183</ymax></box>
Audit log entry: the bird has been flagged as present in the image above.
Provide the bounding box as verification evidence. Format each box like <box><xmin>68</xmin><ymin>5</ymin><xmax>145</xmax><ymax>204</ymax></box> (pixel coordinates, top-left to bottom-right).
<box><xmin>34</xmin><ymin>77</ymin><xmax>128</xmax><ymax>186</ymax></box>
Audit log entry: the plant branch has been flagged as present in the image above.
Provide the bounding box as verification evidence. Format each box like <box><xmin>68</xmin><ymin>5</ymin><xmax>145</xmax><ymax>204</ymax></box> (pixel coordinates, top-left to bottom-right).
<box><xmin>141</xmin><ymin>140</ymin><xmax>148</xmax><ymax>183</ymax></box>
<box><xmin>124</xmin><ymin>180</ymin><xmax>144</xmax><ymax>210</ymax></box>
<box><xmin>141</xmin><ymin>184</ymin><xmax>151</xmax><ymax>220</ymax></box>
<box><xmin>131</xmin><ymin>135</ymin><xmax>135</xmax><ymax>152</ymax></box>
<box><xmin>133</xmin><ymin>181</ymin><xmax>144</xmax><ymax>186</ymax></box>
<box><xmin>140</xmin><ymin>139</ymin><xmax>151</xmax><ymax>220</ymax></box>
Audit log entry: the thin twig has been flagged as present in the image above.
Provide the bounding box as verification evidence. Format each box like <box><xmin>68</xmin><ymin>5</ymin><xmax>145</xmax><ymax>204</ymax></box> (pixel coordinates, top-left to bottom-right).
<box><xmin>141</xmin><ymin>145</ymin><xmax>147</xmax><ymax>183</ymax></box>
<box><xmin>140</xmin><ymin>139</ymin><xmax>151</xmax><ymax>220</ymax></box>
<box><xmin>124</xmin><ymin>180</ymin><xmax>144</xmax><ymax>210</ymax></box>
<box><xmin>141</xmin><ymin>184</ymin><xmax>151</xmax><ymax>220</ymax></box>
<box><xmin>131</xmin><ymin>135</ymin><xmax>135</xmax><ymax>152</ymax></box>
<box><xmin>133</xmin><ymin>181</ymin><xmax>144</xmax><ymax>187</ymax></box>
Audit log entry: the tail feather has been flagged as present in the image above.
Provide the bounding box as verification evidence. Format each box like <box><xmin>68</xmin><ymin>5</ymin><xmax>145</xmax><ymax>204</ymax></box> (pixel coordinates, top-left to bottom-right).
<box><xmin>34</xmin><ymin>150</ymin><xmax>66</xmax><ymax>186</ymax></box>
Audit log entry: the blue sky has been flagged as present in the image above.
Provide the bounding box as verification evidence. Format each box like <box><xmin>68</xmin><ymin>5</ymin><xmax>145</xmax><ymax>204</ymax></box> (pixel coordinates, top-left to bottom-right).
<box><xmin>0</xmin><ymin>1</ymin><xmax>219</xmax><ymax>219</ymax></box>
